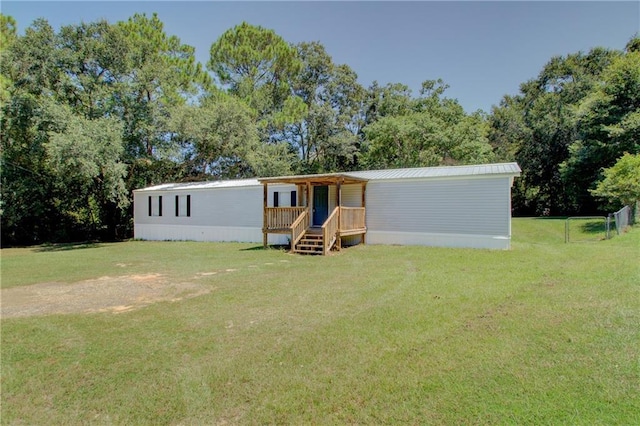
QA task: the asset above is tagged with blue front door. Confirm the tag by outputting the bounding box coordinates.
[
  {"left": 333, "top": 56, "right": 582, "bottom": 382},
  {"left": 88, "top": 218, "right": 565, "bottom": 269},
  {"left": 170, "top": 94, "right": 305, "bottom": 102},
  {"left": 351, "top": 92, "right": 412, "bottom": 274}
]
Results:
[{"left": 313, "top": 186, "right": 329, "bottom": 226}]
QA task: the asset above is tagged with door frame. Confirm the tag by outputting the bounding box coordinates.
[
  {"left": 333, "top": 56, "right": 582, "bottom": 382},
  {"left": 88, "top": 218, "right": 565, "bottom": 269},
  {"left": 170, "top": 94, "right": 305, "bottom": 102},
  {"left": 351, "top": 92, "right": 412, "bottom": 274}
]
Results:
[{"left": 312, "top": 185, "right": 329, "bottom": 226}]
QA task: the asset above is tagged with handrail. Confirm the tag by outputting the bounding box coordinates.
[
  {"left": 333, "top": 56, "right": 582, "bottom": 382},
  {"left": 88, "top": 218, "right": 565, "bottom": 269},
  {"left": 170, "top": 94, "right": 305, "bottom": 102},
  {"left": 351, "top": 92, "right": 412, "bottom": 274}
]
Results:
[
  {"left": 289, "top": 209, "right": 309, "bottom": 248},
  {"left": 339, "top": 206, "right": 366, "bottom": 231},
  {"left": 321, "top": 207, "right": 340, "bottom": 255},
  {"left": 265, "top": 207, "right": 307, "bottom": 230}
]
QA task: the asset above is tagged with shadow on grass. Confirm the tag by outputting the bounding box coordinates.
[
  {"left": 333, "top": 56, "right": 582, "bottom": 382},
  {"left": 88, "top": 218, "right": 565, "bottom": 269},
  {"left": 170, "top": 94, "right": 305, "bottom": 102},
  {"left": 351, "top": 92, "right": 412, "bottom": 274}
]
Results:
[
  {"left": 240, "top": 245, "right": 290, "bottom": 252},
  {"left": 580, "top": 221, "right": 606, "bottom": 235},
  {"left": 34, "top": 242, "right": 103, "bottom": 252},
  {"left": 531, "top": 216, "right": 568, "bottom": 220}
]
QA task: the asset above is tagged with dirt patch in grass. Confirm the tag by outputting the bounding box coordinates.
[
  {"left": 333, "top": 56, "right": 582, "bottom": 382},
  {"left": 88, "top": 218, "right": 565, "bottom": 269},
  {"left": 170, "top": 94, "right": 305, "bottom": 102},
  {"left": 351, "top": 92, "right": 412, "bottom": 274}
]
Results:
[{"left": 1, "top": 274, "right": 212, "bottom": 318}]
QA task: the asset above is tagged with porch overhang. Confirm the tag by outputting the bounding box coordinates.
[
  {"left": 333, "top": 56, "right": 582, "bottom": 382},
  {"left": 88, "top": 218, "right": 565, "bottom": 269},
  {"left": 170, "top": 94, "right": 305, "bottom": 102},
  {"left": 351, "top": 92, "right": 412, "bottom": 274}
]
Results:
[{"left": 258, "top": 172, "right": 368, "bottom": 186}]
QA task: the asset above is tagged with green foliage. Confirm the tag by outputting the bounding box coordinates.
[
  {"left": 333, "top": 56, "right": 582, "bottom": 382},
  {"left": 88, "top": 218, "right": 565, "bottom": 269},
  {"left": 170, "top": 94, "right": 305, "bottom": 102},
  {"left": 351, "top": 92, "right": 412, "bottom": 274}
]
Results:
[
  {"left": 487, "top": 96, "right": 529, "bottom": 162},
  {"left": 590, "top": 153, "right": 640, "bottom": 208},
  {"left": 625, "top": 35, "right": 640, "bottom": 53},
  {"left": 172, "top": 95, "right": 267, "bottom": 179},
  {"left": 208, "top": 22, "right": 302, "bottom": 119},
  {"left": 1, "top": 15, "right": 212, "bottom": 244},
  {"left": 489, "top": 47, "right": 622, "bottom": 215},
  {"left": 562, "top": 50, "right": 640, "bottom": 212},
  {"left": 287, "top": 41, "right": 365, "bottom": 173},
  {"left": 46, "top": 105, "right": 128, "bottom": 208},
  {"left": 0, "top": 14, "right": 17, "bottom": 104},
  {"left": 246, "top": 142, "right": 296, "bottom": 177},
  {"left": 363, "top": 80, "right": 493, "bottom": 169},
  {"left": 1, "top": 20, "right": 66, "bottom": 243},
  {"left": 117, "top": 13, "right": 211, "bottom": 160}
]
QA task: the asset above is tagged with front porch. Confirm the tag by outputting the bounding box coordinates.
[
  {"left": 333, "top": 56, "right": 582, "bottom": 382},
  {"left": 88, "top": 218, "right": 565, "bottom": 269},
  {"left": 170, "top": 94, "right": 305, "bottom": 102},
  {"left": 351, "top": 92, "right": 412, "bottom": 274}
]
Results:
[{"left": 259, "top": 174, "right": 368, "bottom": 255}]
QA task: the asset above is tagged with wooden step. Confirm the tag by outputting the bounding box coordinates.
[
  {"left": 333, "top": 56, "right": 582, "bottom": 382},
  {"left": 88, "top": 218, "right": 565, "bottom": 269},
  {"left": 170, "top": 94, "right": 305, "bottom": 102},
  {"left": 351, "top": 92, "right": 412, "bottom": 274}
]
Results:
[
  {"left": 294, "top": 230, "right": 325, "bottom": 254},
  {"left": 295, "top": 245, "right": 323, "bottom": 252},
  {"left": 297, "top": 245, "right": 322, "bottom": 251},
  {"left": 296, "top": 248, "right": 323, "bottom": 255},
  {"left": 292, "top": 228, "right": 343, "bottom": 255},
  {"left": 298, "top": 239, "right": 322, "bottom": 245}
]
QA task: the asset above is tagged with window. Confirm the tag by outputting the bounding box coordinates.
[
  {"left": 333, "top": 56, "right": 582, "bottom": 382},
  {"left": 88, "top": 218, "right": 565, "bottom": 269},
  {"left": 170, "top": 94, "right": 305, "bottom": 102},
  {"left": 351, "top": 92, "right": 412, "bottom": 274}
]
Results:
[
  {"left": 148, "top": 195, "right": 162, "bottom": 217},
  {"left": 175, "top": 195, "right": 191, "bottom": 217},
  {"left": 273, "top": 190, "right": 296, "bottom": 207}
]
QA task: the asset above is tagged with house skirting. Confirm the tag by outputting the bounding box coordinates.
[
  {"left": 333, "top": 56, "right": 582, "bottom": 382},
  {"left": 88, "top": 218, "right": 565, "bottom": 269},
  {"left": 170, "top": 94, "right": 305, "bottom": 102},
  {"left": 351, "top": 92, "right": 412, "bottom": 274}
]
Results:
[
  {"left": 134, "top": 224, "right": 289, "bottom": 245},
  {"left": 135, "top": 225, "right": 511, "bottom": 250},
  {"left": 365, "top": 230, "right": 511, "bottom": 250}
]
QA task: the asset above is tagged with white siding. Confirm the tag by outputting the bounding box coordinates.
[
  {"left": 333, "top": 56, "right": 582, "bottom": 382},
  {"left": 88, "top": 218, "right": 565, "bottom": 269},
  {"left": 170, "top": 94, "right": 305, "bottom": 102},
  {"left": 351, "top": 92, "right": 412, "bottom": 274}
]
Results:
[
  {"left": 365, "top": 176, "right": 512, "bottom": 247},
  {"left": 134, "top": 183, "right": 294, "bottom": 243},
  {"left": 341, "top": 184, "right": 363, "bottom": 207}
]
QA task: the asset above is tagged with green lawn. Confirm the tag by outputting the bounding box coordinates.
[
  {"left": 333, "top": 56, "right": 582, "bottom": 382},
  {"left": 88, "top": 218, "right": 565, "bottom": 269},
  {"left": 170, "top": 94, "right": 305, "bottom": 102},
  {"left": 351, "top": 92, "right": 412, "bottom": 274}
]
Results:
[{"left": 2, "top": 219, "right": 639, "bottom": 424}]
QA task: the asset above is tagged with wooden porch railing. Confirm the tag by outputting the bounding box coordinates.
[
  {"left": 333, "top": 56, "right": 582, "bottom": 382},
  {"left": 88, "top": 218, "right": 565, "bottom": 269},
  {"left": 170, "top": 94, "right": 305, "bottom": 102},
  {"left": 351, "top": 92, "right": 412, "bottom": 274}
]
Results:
[
  {"left": 265, "top": 207, "right": 307, "bottom": 230},
  {"left": 339, "top": 207, "right": 366, "bottom": 232},
  {"left": 322, "top": 207, "right": 340, "bottom": 255},
  {"left": 290, "top": 209, "right": 309, "bottom": 247}
]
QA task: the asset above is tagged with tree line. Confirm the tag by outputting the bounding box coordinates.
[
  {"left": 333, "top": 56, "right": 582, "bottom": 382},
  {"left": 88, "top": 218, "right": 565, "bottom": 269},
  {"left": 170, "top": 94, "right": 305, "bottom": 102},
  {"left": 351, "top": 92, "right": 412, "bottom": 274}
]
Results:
[{"left": 1, "top": 14, "right": 638, "bottom": 245}]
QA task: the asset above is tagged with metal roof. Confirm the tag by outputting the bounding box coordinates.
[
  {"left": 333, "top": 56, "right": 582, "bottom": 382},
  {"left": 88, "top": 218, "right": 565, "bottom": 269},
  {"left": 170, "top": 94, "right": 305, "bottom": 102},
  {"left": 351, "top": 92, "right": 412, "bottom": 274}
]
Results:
[
  {"left": 134, "top": 178, "right": 261, "bottom": 192},
  {"left": 135, "top": 163, "right": 521, "bottom": 192},
  {"left": 346, "top": 163, "right": 521, "bottom": 181}
]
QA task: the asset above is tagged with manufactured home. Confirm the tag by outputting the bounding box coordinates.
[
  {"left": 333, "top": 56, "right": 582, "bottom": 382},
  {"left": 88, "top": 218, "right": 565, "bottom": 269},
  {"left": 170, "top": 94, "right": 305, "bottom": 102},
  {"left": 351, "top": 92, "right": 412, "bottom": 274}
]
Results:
[{"left": 133, "top": 163, "right": 521, "bottom": 253}]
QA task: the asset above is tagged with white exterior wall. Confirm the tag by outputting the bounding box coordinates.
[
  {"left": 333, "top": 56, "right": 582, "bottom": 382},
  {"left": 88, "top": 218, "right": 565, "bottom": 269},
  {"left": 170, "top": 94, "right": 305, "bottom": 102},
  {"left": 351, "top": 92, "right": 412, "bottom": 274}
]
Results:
[
  {"left": 134, "top": 184, "right": 295, "bottom": 244},
  {"left": 132, "top": 165, "right": 518, "bottom": 250},
  {"left": 341, "top": 184, "right": 364, "bottom": 207},
  {"left": 364, "top": 176, "right": 513, "bottom": 249}
]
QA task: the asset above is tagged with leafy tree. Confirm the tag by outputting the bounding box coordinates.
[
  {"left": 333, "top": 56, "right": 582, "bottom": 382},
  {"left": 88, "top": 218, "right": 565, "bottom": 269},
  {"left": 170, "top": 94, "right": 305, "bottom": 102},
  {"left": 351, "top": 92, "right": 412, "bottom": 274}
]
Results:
[
  {"left": 362, "top": 80, "right": 493, "bottom": 169},
  {"left": 363, "top": 81, "right": 414, "bottom": 125},
  {"left": 45, "top": 104, "right": 128, "bottom": 235},
  {"left": 206, "top": 22, "right": 305, "bottom": 175},
  {"left": 1, "top": 18, "right": 64, "bottom": 244},
  {"left": 562, "top": 47, "right": 640, "bottom": 212},
  {"left": 286, "top": 41, "right": 365, "bottom": 173},
  {"left": 208, "top": 22, "right": 304, "bottom": 130},
  {"left": 487, "top": 95, "right": 529, "bottom": 162},
  {"left": 625, "top": 35, "right": 640, "bottom": 53},
  {"left": 590, "top": 153, "right": 640, "bottom": 209},
  {"left": 489, "top": 47, "right": 619, "bottom": 215},
  {"left": 0, "top": 14, "right": 17, "bottom": 104},
  {"left": 117, "top": 13, "right": 211, "bottom": 160},
  {"left": 1, "top": 15, "right": 210, "bottom": 244},
  {"left": 170, "top": 95, "right": 292, "bottom": 179}
]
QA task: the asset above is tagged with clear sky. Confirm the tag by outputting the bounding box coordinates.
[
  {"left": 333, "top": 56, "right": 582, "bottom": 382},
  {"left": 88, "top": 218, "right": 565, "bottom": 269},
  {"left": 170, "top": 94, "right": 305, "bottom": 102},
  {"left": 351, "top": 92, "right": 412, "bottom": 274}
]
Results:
[{"left": 3, "top": 1, "right": 639, "bottom": 112}]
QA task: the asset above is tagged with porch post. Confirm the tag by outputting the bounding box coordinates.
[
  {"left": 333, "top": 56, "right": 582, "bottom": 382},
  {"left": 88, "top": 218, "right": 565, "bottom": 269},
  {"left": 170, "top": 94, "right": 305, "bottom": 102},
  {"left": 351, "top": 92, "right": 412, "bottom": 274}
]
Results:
[
  {"left": 263, "top": 183, "right": 268, "bottom": 248},
  {"left": 362, "top": 182, "right": 367, "bottom": 245},
  {"left": 336, "top": 180, "right": 342, "bottom": 250}
]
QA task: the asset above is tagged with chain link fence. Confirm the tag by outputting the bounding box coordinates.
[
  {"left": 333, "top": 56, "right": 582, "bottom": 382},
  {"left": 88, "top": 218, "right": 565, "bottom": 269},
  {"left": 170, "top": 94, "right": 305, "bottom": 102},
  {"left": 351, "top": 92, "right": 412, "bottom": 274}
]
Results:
[
  {"left": 610, "top": 205, "right": 635, "bottom": 235},
  {"left": 565, "top": 204, "right": 637, "bottom": 243}
]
